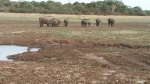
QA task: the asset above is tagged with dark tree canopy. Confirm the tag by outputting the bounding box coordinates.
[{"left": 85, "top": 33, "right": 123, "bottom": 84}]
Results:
[{"left": 0, "top": 0, "right": 149, "bottom": 16}]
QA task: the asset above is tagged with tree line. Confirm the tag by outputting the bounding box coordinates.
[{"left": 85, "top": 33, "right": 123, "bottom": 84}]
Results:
[{"left": 0, "top": 0, "right": 150, "bottom": 16}]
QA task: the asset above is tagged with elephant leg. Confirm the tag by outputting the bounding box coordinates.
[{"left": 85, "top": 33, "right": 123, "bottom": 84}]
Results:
[
  {"left": 86, "top": 23, "right": 88, "bottom": 27},
  {"left": 97, "top": 23, "right": 99, "bottom": 26},
  {"left": 54, "top": 23, "right": 57, "bottom": 27},
  {"left": 65, "top": 23, "right": 67, "bottom": 27},
  {"left": 47, "top": 24, "right": 49, "bottom": 27},
  {"left": 96, "top": 23, "right": 99, "bottom": 26},
  {"left": 40, "top": 23, "right": 43, "bottom": 27},
  {"left": 55, "top": 23, "right": 58, "bottom": 27},
  {"left": 53, "top": 23, "right": 57, "bottom": 27},
  {"left": 65, "top": 23, "right": 68, "bottom": 27},
  {"left": 108, "top": 22, "right": 110, "bottom": 26},
  {"left": 66, "top": 23, "right": 68, "bottom": 27},
  {"left": 111, "top": 23, "right": 113, "bottom": 27},
  {"left": 88, "top": 23, "right": 90, "bottom": 26},
  {"left": 53, "top": 24, "right": 55, "bottom": 27},
  {"left": 84, "top": 24, "right": 87, "bottom": 27},
  {"left": 57, "top": 23, "right": 59, "bottom": 27},
  {"left": 66, "top": 24, "right": 68, "bottom": 27}
]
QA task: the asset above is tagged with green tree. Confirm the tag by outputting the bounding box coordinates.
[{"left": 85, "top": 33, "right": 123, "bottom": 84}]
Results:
[
  {"left": 20, "top": 1, "right": 33, "bottom": 9},
  {"left": 0, "top": 0, "right": 148, "bottom": 15},
  {"left": 145, "top": 10, "right": 150, "bottom": 16},
  {"left": 31, "top": 1, "right": 40, "bottom": 7},
  {"left": 132, "top": 6, "right": 146, "bottom": 16},
  {"left": 100, "top": 4, "right": 110, "bottom": 14}
]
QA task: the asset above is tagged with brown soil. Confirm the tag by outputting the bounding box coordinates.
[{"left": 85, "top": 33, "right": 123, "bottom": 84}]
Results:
[{"left": 0, "top": 20, "right": 150, "bottom": 84}]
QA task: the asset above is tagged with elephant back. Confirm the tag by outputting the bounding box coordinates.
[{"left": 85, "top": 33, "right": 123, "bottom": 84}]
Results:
[
  {"left": 82, "top": 19, "right": 88, "bottom": 24},
  {"left": 51, "top": 18, "right": 61, "bottom": 25},
  {"left": 50, "top": 19, "right": 60, "bottom": 27},
  {"left": 39, "top": 17, "right": 49, "bottom": 24},
  {"left": 50, "top": 19, "right": 57, "bottom": 23},
  {"left": 108, "top": 18, "right": 114, "bottom": 22},
  {"left": 95, "top": 18, "right": 101, "bottom": 23}
]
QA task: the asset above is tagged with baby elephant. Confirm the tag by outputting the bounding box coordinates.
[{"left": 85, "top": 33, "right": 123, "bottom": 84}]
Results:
[
  {"left": 50, "top": 19, "right": 60, "bottom": 27},
  {"left": 52, "top": 18, "right": 61, "bottom": 26},
  {"left": 108, "top": 18, "right": 115, "bottom": 27},
  {"left": 39, "top": 17, "right": 50, "bottom": 27}
]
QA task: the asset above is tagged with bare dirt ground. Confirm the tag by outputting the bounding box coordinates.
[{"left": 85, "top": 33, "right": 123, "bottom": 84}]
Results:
[{"left": 0, "top": 20, "right": 150, "bottom": 84}]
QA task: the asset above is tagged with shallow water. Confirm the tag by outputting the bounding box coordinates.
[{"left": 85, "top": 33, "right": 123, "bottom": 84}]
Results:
[{"left": 0, "top": 45, "right": 39, "bottom": 61}]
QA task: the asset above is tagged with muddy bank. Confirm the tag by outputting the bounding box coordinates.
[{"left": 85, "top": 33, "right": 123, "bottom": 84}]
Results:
[
  {"left": 0, "top": 36, "right": 150, "bottom": 49},
  {"left": 3, "top": 41, "right": 150, "bottom": 83},
  {"left": 7, "top": 39, "right": 150, "bottom": 70}
]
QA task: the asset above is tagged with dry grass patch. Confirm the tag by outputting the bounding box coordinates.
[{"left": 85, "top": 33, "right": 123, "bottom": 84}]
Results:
[{"left": 0, "top": 13, "right": 150, "bottom": 22}]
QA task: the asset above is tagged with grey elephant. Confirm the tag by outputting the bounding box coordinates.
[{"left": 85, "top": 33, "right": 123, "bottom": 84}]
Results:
[
  {"left": 51, "top": 18, "right": 61, "bottom": 26},
  {"left": 108, "top": 18, "right": 115, "bottom": 27},
  {"left": 95, "top": 18, "right": 101, "bottom": 27},
  {"left": 64, "top": 19, "right": 69, "bottom": 27},
  {"left": 50, "top": 19, "right": 60, "bottom": 27},
  {"left": 81, "top": 19, "right": 90, "bottom": 27},
  {"left": 88, "top": 21, "right": 91, "bottom": 26},
  {"left": 39, "top": 17, "right": 50, "bottom": 27}
]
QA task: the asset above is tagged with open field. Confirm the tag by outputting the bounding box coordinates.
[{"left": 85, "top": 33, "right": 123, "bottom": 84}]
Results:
[
  {"left": 0, "top": 13, "right": 150, "bottom": 83},
  {"left": 1, "top": 12, "right": 150, "bottom": 22}
]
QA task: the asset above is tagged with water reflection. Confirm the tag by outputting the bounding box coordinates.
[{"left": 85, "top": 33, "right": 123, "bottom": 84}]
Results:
[
  {"left": 0, "top": 45, "right": 39, "bottom": 61},
  {"left": 29, "top": 48, "right": 40, "bottom": 52}
]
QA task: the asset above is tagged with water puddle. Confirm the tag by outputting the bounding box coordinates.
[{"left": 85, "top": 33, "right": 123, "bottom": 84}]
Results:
[
  {"left": 29, "top": 48, "right": 40, "bottom": 52},
  {"left": 0, "top": 45, "right": 40, "bottom": 61}
]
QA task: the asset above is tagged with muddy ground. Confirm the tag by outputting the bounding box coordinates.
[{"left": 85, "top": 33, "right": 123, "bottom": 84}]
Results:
[{"left": 0, "top": 20, "right": 150, "bottom": 84}]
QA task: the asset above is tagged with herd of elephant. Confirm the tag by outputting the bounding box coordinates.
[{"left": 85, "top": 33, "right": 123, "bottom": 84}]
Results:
[{"left": 39, "top": 17, "right": 115, "bottom": 27}]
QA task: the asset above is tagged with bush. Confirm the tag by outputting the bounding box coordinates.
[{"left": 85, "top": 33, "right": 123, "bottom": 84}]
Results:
[
  {"left": 0, "top": 0, "right": 149, "bottom": 16},
  {"left": 9, "top": 8, "right": 33, "bottom": 13}
]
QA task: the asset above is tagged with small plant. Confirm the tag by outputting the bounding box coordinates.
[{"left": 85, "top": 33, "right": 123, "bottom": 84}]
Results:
[{"left": 43, "top": 58, "right": 47, "bottom": 64}]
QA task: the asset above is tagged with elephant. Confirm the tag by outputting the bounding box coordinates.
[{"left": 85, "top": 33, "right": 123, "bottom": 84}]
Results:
[
  {"left": 81, "top": 19, "right": 90, "bottom": 27},
  {"left": 79, "top": 15, "right": 90, "bottom": 27},
  {"left": 64, "top": 19, "right": 69, "bottom": 27},
  {"left": 51, "top": 18, "right": 61, "bottom": 26},
  {"left": 50, "top": 19, "right": 60, "bottom": 27},
  {"left": 108, "top": 18, "right": 115, "bottom": 27},
  {"left": 95, "top": 18, "right": 101, "bottom": 27},
  {"left": 39, "top": 17, "right": 50, "bottom": 27},
  {"left": 88, "top": 21, "right": 91, "bottom": 26}
]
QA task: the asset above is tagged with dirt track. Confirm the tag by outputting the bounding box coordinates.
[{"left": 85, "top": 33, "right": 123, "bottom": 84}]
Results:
[{"left": 0, "top": 20, "right": 150, "bottom": 84}]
